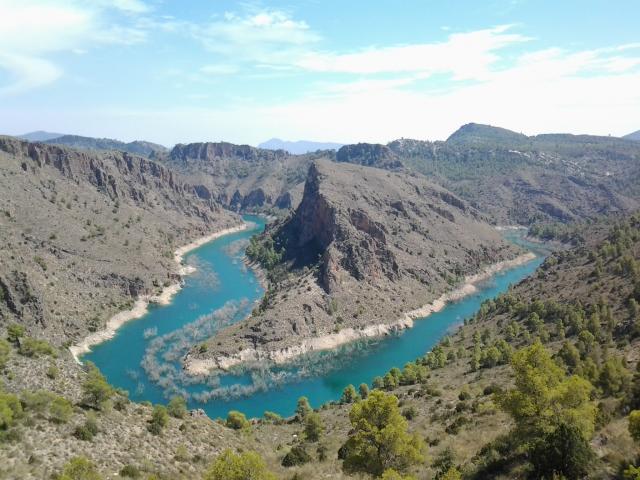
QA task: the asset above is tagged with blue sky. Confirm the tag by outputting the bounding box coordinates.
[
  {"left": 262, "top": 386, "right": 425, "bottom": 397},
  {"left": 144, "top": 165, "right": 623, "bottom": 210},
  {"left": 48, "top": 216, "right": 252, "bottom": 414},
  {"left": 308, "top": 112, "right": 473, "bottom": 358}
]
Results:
[{"left": 0, "top": 0, "right": 639, "bottom": 146}]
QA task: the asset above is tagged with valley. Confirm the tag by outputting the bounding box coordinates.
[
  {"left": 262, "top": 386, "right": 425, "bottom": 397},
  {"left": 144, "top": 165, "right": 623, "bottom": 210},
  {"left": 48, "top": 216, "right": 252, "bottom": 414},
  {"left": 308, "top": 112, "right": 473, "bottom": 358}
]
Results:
[{"left": 1, "top": 125, "right": 640, "bottom": 479}]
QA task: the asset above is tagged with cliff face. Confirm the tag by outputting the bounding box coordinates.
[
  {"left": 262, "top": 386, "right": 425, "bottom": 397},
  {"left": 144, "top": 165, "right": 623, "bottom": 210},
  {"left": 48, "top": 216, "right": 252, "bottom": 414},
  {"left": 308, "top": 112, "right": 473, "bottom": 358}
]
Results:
[
  {"left": 187, "top": 159, "right": 521, "bottom": 370},
  {"left": 0, "top": 137, "right": 239, "bottom": 345},
  {"left": 336, "top": 143, "right": 403, "bottom": 170},
  {"left": 163, "top": 142, "right": 330, "bottom": 213}
]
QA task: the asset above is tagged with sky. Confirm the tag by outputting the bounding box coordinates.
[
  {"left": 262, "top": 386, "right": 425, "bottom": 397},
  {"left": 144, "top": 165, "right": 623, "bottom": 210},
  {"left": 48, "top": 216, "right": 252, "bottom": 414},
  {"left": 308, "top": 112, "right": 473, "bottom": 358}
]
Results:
[{"left": 0, "top": 0, "right": 639, "bottom": 146}]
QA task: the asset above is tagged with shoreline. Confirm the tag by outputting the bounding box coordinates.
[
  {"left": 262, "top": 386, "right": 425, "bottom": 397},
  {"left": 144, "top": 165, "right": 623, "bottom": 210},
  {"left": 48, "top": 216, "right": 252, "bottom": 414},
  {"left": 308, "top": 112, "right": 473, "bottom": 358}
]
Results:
[
  {"left": 69, "top": 223, "right": 249, "bottom": 363},
  {"left": 184, "top": 251, "right": 537, "bottom": 375}
]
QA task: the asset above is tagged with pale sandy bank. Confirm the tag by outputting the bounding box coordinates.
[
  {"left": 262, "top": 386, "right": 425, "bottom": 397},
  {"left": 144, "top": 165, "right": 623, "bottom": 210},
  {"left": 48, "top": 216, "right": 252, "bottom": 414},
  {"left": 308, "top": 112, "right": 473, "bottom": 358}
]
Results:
[{"left": 184, "top": 252, "right": 537, "bottom": 375}]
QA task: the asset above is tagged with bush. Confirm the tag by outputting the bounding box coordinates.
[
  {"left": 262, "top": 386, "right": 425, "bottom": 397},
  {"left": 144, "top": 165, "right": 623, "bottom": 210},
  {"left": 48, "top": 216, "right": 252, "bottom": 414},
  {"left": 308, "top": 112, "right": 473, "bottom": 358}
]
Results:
[
  {"left": 82, "top": 362, "right": 113, "bottom": 409},
  {"left": 0, "top": 392, "right": 23, "bottom": 429},
  {"left": 19, "top": 337, "right": 56, "bottom": 357},
  {"left": 73, "top": 414, "right": 99, "bottom": 441},
  {"left": 402, "top": 406, "right": 417, "bottom": 421},
  {"left": 281, "top": 446, "right": 312, "bottom": 467},
  {"left": 56, "top": 456, "right": 102, "bottom": 480},
  {"left": 0, "top": 340, "right": 10, "bottom": 371},
  {"left": 167, "top": 396, "right": 187, "bottom": 419},
  {"left": 6, "top": 324, "right": 25, "bottom": 344},
  {"left": 119, "top": 465, "right": 141, "bottom": 478},
  {"left": 226, "top": 410, "right": 250, "bottom": 430},
  {"left": 49, "top": 396, "right": 73, "bottom": 423},
  {"left": 340, "top": 390, "right": 425, "bottom": 476},
  {"left": 341, "top": 384, "right": 359, "bottom": 404},
  {"left": 304, "top": 412, "right": 324, "bottom": 442},
  {"left": 530, "top": 422, "right": 594, "bottom": 480},
  {"left": 148, "top": 405, "right": 169, "bottom": 435},
  {"left": 359, "top": 383, "right": 370, "bottom": 399},
  {"left": 295, "top": 397, "right": 312, "bottom": 420},
  {"left": 204, "top": 449, "right": 276, "bottom": 480},
  {"left": 263, "top": 411, "right": 283, "bottom": 424}
]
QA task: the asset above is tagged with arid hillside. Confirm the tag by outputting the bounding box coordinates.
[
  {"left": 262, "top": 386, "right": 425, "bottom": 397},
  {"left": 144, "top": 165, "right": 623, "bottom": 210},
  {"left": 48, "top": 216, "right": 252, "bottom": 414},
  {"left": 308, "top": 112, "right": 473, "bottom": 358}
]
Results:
[
  {"left": 0, "top": 137, "right": 239, "bottom": 345},
  {"left": 185, "top": 159, "right": 522, "bottom": 372}
]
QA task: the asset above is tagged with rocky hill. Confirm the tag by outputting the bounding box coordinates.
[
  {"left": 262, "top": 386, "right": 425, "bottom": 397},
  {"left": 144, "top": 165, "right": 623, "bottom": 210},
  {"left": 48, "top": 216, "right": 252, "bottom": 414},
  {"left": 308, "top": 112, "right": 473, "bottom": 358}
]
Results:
[
  {"left": 44, "top": 134, "right": 168, "bottom": 158},
  {"left": 18, "top": 131, "right": 66, "bottom": 142},
  {"left": 0, "top": 137, "right": 239, "bottom": 345},
  {"left": 185, "top": 159, "right": 522, "bottom": 372},
  {"left": 385, "top": 125, "right": 640, "bottom": 224},
  {"left": 336, "top": 143, "right": 403, "bottom": 170},
  {"left": 625, "top": 130, "right": 640, "bottom": 141},
  {"left": 162, "top": 142, "right": 331, "bottom": 212}
]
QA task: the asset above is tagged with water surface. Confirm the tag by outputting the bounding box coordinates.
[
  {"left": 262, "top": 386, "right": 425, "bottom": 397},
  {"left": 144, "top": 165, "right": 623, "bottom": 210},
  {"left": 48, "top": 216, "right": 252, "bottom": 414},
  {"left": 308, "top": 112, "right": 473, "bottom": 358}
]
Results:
[{"left": 85, "top": 218, "right": 545, "bottom": 418}]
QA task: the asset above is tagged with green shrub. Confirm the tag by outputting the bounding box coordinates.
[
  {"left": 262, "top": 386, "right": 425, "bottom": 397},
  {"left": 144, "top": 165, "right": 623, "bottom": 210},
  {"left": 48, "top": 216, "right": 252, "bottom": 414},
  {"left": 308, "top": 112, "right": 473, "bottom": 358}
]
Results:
[
  {"left": 304, "top": 412, "right": 324, "bottom": 442},
  {"left": 226, "top": 410, "right": 250, "bottom": 430},
  {"left": 55, "top": 456, "right": 102, "bottom": 480},
  {"left": 341, "top": 384, "right": 359, "bottom": 404},
  {"left": 281, "top": 446, "right": 312, "bottom": 467},
  {"left": 119, "top": 465, "right": 141, "bottom": 478},
  {"left": 0, "top": 340, "right": 10, "bottom": 371},
  {"left": 167, "top": 396, "right": 187, "bottom": 419},
  {"left": 49, "top": 396, "right": 73, "bottom": 423},
  {"left": 19, "top": 337, "right": 56, "bottom": 357},
  {"left": 6, "top": 324, "right": 25, "bottom": 344},
  {"left": 263, "top": 411, "right": 283, "bottom": 424},
  {"left": 0, "top": 392, "right": 23, "bottom": 429},
  {"left": 204, "top": 449, "right": 276, "bottom": 480},
  {"left": 148, "top": 405, "right": 169, "bottom": 435},
  {"left": 82, "top": 362, "right": 113, "bottom": 409}
]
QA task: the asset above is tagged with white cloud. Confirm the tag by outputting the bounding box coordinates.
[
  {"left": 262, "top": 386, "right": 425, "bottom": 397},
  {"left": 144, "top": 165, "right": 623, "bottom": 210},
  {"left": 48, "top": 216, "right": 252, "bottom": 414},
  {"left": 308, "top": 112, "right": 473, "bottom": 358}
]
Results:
[
  {"left": 0, "top": 0, "right": 149, "bottom": 95},
  {"left": 296, "top": 26, "right": 529, "bottom": 80},
  {"left": 200, "top": 64, "right": 238, "bottom": 76},
  {"left": 192, "top": 9, "right": 320, "bottom": 63}
]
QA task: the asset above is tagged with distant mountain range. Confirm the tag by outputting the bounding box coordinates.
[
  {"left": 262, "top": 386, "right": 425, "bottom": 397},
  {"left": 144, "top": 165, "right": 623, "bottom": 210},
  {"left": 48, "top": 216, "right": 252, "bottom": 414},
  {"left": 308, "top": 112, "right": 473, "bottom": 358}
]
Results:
[
  {"left": 18, "top": 130, "right": 66, "bottom": 142},
  {"left": 625, "top": 130, "right": 640, "bottom": 141},
  {"left": 258, "top": 138, "right": 344, "bottom": 154},
  {"left": 16, "top": 132, "right": 168, "bottom": 158}
]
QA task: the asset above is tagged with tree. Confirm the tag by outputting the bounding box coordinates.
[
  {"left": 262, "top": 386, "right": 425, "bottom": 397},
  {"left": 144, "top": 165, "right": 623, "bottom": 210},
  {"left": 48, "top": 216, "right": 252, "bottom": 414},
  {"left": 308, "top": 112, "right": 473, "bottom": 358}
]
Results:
[
  {"left": 82, "top": 362, "right": 113, "bottom": 409},
  {"left": 340, "top": 390, "right": 426, "bottom": 476},
  {"left": 167, "top": 396, "right": 187, "bottom": 419},
  {"left": 359, "top": 383, "right": 370, "bottom": 399},
  {"left": 203, "top": 449, "right": 276, "bottom": 480},
  {"left": 629, "top": 410, "right": 640, "bottom": 442},
  {"left": 598, "top": 357, "right": 631, "bottom": 396},
  {"left": 56, "top": 456, "right": 102, "bottom": 480},
  {"left": 498, "top": 341, "right": 596, "bottom": 441},
  {"left": 148, "top": 405, "right": 169, "bottom": 435},
  {"left": 530, "top": 422, "right": 594, "bottom": 480},
  {"left": 373, "top": 376, "right": 385, "bottom": 390},
  {"left": 304, "top": 412, "right": 324, "bottom": 442},
  {"left": 341, "top": 384, "right": 359, "bottom": 404},
  {"left": 295, "top": 396, "right": 312, "bottom": 420},
  {"left": 226, "top": 410, "right": 250, "bottom": 430}
]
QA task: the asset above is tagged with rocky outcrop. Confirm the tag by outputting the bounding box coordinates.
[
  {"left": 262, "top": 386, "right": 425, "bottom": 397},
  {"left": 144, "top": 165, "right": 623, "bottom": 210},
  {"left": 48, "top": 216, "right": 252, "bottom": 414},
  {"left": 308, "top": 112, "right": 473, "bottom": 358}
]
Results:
[
  {"left": 188, "top": 159, "right": 521, "bottom": 371},
  {"left": 336, "top": 143, "right": 403, "bottom": 170},
  {"left": 163, "top": 141, "right": 322, "bottom": 212}
]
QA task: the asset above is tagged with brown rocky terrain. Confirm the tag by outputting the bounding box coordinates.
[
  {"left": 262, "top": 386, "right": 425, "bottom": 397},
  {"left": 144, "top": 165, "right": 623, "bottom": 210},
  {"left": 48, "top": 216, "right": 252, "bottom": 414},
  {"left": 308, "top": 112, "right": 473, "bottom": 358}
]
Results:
[
  {"left": 160, "top": 142, "right": 333, "bottom": 213},
  {"left": 185, "top": 159, "right": 522, "bottom": 372},
  {"left": 0, "top": 136, "right": 240, "bottom": 346}
]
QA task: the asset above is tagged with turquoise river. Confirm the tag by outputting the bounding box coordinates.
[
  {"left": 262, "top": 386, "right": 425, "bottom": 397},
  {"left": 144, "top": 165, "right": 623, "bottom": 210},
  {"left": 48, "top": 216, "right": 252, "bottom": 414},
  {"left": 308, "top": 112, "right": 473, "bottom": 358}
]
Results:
[{"left": 84, "top": 215, "right": 546, "bottom": 419}]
